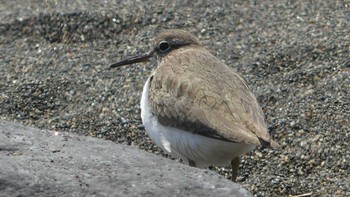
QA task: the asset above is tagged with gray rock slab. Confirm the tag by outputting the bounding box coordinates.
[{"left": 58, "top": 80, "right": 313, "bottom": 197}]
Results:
[{"left": 0, "top": 120, "right": 251, "bottom": 197}]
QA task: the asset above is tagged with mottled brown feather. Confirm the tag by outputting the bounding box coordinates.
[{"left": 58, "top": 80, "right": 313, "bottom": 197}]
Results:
[{"left": 148, "top": 38, "right": 279, "bottom": 147}]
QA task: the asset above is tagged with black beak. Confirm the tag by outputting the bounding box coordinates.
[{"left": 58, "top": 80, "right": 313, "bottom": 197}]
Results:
[{"left": 109, "top": 50, "right": 154, "bottom": 69}]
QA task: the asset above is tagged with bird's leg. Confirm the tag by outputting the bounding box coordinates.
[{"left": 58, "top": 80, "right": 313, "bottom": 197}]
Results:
[
  {"left": 188, "top": 159, "right": 196, "bottom": 167},
  {"left": 231, "top": 157, "right": 240, "bottom": 182}
]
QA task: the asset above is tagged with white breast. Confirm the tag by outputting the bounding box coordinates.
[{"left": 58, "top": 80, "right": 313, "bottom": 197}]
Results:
[{"left": 140, "top": 77, "right": 256, "bottom": 167}]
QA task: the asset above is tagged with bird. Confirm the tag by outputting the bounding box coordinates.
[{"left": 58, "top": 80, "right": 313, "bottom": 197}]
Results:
[{"left": 109, "top": 29, "right": 280, "bottom": 181}]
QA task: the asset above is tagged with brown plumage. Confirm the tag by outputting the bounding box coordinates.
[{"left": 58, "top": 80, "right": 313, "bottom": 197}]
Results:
[
  {"left": 110, "top": 29, "right": 280, "bottom": 181},
  {"left": 149, "top": 30, "right": 279, "bottom": 148}
]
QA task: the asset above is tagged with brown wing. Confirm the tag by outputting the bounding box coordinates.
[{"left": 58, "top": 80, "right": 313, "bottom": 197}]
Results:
[{"left": 149, "top": 47, "right": 279, "bottom": 147}]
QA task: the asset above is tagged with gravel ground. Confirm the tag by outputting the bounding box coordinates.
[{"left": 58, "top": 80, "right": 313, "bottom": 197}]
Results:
[{"left": 1, "top": 1, "right": 349, "bottom": 196}]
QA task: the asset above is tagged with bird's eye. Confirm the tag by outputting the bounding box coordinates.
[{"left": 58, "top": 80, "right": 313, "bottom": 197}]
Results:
[{"left": 158, "top": 41, "right": 170, "bottom": 52}]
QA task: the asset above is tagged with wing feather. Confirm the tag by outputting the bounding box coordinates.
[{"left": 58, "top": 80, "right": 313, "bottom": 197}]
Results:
[{"left": 149, "top": 48, "right": 278, "bottom": 146}]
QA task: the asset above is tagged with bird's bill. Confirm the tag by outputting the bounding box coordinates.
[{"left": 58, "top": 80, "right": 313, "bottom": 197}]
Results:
[{"left": 109, "top": 51, "right": 153, "bottom": 68}]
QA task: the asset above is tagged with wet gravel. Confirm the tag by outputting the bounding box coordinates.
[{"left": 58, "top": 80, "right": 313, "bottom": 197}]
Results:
[{"left": 1, "top": 1, "right": 349, "bottom": 196}]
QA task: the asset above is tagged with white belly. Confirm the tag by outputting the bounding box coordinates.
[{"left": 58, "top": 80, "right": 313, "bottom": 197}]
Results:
[{"left": 140, "top": 77, "right": 256, "bottom": 167}]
